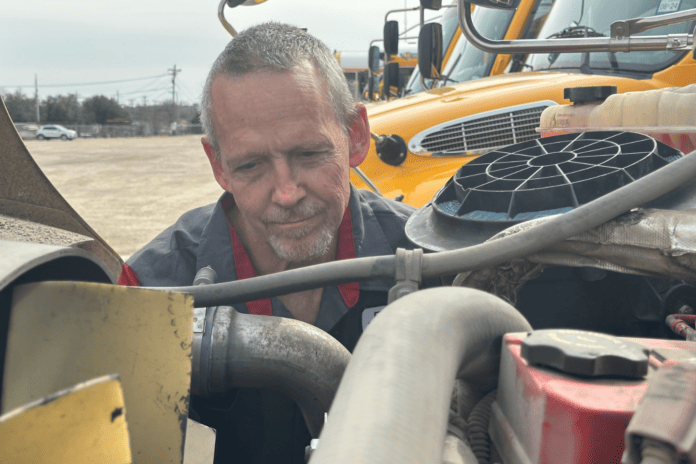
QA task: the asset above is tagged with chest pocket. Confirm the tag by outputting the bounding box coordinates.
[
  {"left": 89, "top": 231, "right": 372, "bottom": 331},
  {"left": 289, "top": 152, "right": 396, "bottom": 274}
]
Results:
[{"left": 328, "top": 290, "right": 389, "bottom": 353}]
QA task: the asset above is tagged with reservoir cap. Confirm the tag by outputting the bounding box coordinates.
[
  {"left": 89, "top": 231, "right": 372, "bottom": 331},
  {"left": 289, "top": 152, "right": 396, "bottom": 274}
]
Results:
[
  {"left": 565, "top": 86, "right": 617, "bottom": 104},
  {"left": 521, "top": 329, "right": 650, "bottom": 378}
]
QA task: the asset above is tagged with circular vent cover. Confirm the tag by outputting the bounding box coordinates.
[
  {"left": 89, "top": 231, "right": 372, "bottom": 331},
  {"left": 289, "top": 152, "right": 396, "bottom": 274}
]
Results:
[{"left": 406, "top": 131, "right": 685, "bottom": 252}]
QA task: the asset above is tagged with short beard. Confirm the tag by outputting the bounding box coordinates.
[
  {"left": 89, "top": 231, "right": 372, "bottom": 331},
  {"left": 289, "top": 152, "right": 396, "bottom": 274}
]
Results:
[
  {"left": 269, "top": 225, "right": 334, "bottom": 262},
  {"left": 263, "top": 201, "right": 335, "bottom": 262}
]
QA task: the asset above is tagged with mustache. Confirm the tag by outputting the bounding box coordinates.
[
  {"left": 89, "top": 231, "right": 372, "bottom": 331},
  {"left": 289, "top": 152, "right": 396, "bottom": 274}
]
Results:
[{"left": 262, "top": 201, "right": 325, "bottom": 224}]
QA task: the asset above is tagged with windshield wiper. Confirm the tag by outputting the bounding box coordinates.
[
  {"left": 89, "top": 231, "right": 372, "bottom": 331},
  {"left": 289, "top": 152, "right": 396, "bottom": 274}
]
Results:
[
  {"left": 547, "top": 26, "right": 606, "bottom": 66},
  {"left": 511, "top": 57, "right": 534, "bottom": 71},
  {"left": 547, "top": 25, "right": 606, "bottom": 40}
]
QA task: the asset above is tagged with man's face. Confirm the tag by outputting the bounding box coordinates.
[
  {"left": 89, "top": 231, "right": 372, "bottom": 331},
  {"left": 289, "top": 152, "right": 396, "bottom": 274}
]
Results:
[{"left": 204, "top": 62, "right": 368, "bottom": 263}]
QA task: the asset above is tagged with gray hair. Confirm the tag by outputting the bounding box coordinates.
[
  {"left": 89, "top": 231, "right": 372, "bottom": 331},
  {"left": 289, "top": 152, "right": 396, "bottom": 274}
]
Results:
[{"left": 200, "top": 22, "right": 358, "bottom": 153}]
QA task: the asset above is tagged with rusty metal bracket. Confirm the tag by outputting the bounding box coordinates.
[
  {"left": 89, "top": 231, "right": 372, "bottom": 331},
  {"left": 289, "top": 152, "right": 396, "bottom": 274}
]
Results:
[{"left": 388, "top": 248, "right": 423, "bottom": 304}]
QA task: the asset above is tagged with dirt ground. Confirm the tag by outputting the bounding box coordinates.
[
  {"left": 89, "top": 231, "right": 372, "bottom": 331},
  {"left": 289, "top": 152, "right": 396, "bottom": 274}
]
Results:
[{"left": 25, "top": 136, "right": 224, "bottom": 257}]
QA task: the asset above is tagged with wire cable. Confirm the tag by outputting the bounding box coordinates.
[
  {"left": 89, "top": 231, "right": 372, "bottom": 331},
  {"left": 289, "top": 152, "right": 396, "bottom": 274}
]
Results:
[{"left": 3, "top": 73, "right": 168, "bottom": 89}]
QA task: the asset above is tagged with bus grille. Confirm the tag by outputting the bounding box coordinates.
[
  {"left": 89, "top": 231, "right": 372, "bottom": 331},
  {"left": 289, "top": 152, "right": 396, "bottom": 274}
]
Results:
[{"left": 417, "top": 104, "right": 552, "bottom": 155}]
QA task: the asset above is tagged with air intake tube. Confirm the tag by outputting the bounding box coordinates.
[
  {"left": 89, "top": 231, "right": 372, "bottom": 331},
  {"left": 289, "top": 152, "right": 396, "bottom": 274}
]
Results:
[
  {"left": 191, "top": 305, "right": 351, "bottom": 438},
  {"left": 310, "top": 287, "right": 532, "bottom": 464}
]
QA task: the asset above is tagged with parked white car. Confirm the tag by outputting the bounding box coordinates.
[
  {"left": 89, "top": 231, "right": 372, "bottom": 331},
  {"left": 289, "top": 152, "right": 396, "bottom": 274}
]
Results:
[{"left": 36, "top": 125, "right": 77, "bottom": 140}]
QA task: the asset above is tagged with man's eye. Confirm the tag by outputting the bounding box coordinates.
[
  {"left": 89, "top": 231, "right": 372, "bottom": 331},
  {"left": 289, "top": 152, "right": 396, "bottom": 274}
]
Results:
[{"left": 236, "top": 162, "right": 258, "bottom": 171}]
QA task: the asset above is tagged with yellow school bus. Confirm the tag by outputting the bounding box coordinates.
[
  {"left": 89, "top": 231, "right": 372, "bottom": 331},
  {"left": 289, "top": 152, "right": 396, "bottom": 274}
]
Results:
[
  {"left": 364, "top": 49, "right": 420, "bottom": 101},
  {"left": 352, "top": 0, "right": 696, "bottom": 207}
]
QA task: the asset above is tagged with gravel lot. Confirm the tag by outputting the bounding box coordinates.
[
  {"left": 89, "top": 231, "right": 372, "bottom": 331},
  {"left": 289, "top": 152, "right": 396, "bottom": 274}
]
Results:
[{"left": 25, "top": 135, "right": 223, "bottom": 257}]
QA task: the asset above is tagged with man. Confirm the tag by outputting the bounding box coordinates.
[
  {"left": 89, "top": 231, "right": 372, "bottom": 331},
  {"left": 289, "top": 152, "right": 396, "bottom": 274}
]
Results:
[{"left": 118, "top": 22, "right": 436, "bottom": 463}]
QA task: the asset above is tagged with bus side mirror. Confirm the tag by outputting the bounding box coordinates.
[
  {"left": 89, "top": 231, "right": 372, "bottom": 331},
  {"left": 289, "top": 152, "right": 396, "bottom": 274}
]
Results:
[
  {"left": 420, "top": 0, "right": 442, "bottom": 10},
  {"left": 418, "top": 23, "right": 443, "bottom": 79},
  {"left": 381, "top": 62, "right": 400, "bottom": 100},
  {"left": 368, "top": 45, "right": 381, "bottom": 73},
  {"left": 464, "top": 0, "right": 520, "bottom": 9},
  {"left": 384, "top": 20, "right": 399, "bottom": 57}
]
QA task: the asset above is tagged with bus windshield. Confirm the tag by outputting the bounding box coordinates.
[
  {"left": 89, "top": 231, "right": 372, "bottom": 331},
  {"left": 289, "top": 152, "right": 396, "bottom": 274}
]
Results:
[{"left": 524, "top": 0, "right": 696, "bottom": 74}]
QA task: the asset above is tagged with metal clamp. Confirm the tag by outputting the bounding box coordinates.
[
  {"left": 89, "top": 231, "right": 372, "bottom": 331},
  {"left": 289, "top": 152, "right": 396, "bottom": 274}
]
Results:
[
  {"left": 193, "top": 307, "right": 207, "bottom": 333},
  {"left": 388, "top": 248, "right": 424, "bottom": 304},
  {"left": 192, "top": 266, "right": 218, "bottom": 396},
  {"left": 611, "top": 9, "right": 696, "bottom": 38}
]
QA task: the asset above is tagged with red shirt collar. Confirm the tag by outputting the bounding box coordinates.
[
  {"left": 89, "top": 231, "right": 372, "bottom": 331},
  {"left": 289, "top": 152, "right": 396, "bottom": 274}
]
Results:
[{"left": 221, "top": 195, "right": 359, "bottom": 316}]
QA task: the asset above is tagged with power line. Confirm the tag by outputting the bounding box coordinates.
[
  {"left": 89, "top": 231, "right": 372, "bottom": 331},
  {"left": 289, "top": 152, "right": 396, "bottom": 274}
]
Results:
[
  {"left": 149, "top": 89, "right": 172, "bottom": 103},
  {"left": 119, "top": 86, "right": 171, "bottom": 97},
  {"left": 117, "top": 76, "right": 169, "bottom": 98},
  {"left": 175, "top": 81, "right": 197, "bottom": 105},
  {"left": 2, "top": 73, "right": 169, "bottom": 89}
]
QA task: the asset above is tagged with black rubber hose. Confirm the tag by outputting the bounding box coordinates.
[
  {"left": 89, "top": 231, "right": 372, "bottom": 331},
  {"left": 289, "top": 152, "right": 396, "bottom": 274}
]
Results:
[
  {"left": 467, "top": 391, "right": 497, "bottom": 464},
  {"left": 148, "top": 148, "right": 696, "bottom": 307},
  {"left": 155, "top": 255, "right": 395, "bottom": 307}
]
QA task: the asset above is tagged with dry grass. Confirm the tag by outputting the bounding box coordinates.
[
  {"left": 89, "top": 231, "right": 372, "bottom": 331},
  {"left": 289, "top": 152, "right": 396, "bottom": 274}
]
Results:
[{"left": 25, "top": 136, "right": 223, "bottom": 257}]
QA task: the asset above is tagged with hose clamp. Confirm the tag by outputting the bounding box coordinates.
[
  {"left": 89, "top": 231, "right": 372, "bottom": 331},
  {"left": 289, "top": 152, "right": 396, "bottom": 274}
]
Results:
[
  {"left": 388, "top": 248, "right": 423, "bottom": 304},
  {"left": 197, "top": 306, "right": 217, "bottom": 396}
]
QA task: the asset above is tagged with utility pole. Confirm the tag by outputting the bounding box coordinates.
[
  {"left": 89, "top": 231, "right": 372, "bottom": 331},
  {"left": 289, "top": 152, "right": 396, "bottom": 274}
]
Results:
[
  {"left": 116, "top": 90, "right": 119, "bottom": 104},
  {"left": 34, "top": 74, "right": 40, "bottom": 124},
  {"left": 168, "top": 64, "right": 181, "bottom": 122}
]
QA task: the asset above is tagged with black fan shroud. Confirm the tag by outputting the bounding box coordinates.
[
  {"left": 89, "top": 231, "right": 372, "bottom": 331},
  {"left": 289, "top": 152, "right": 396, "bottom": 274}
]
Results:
[
  {"left": 432, "top": 131, "right": 682, "bottom": 224},
  {"left": 406, "top": 131, "right": 687, "bottom": 252}
]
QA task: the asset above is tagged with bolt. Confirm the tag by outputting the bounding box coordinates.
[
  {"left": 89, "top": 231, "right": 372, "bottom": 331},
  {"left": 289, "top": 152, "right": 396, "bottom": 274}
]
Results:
[{"left": 679, "top": 305, "right": 694, "bottom": 315}]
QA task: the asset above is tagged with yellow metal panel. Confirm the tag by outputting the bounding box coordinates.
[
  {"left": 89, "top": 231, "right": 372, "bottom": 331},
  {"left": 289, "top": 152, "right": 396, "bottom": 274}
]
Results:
[
  {"left": 0, "top": 375, "right": 131, "bottom": 463},
  {"left": 2, "top": 281, "right": 194, "bottom": 464}
]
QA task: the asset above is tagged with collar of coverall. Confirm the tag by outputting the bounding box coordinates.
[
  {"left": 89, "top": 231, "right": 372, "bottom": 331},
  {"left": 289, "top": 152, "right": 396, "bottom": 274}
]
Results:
[{"left": 221, "top": 194, "right": 359, "bottom": 316}]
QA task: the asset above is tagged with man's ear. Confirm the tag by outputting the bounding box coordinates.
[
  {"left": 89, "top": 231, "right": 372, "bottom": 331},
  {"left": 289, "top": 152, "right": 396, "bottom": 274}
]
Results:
[
  {"left": 348, "top": 103, "right": 370, "bottom": 168},
  {"left": 202, "top": 136, "right": 230, "bottom": 191}
]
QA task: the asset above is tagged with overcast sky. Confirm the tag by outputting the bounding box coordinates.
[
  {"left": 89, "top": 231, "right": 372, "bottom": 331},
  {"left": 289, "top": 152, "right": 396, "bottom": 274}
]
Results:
[{"left": 0, "top": 0, "right": 440, "bottom": 106}]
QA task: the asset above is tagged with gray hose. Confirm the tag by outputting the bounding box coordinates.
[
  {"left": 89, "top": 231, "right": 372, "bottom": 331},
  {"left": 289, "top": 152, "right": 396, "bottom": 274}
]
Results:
[
  {"left": 443, "top": 412, "right": 479, "bottom": 464},
  {"left": 309, "top": 287, "right": 532, "bottom": 464},
  {"left": 150, "top": 148, "right": 696, "bottom": 307},
  {"left": 191, "top": 306, "right": 351, "bottom": 438},
  {"left": 468, "top": 391, "right": 497, "bottom": 464},
  {"left": 159, "top": 256, "right": 395, "bottom": 307}
]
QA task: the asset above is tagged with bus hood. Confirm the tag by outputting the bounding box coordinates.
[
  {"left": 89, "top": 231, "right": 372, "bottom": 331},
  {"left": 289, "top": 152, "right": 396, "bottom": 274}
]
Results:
[{"left": 368, "top": 71, "right": 658, "bottom": 120}]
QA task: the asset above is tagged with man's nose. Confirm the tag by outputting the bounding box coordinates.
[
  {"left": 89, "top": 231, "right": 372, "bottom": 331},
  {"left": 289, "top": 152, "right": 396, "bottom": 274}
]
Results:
[{"left": 271, "top": 161, "right": 306, "bottom": 207}]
